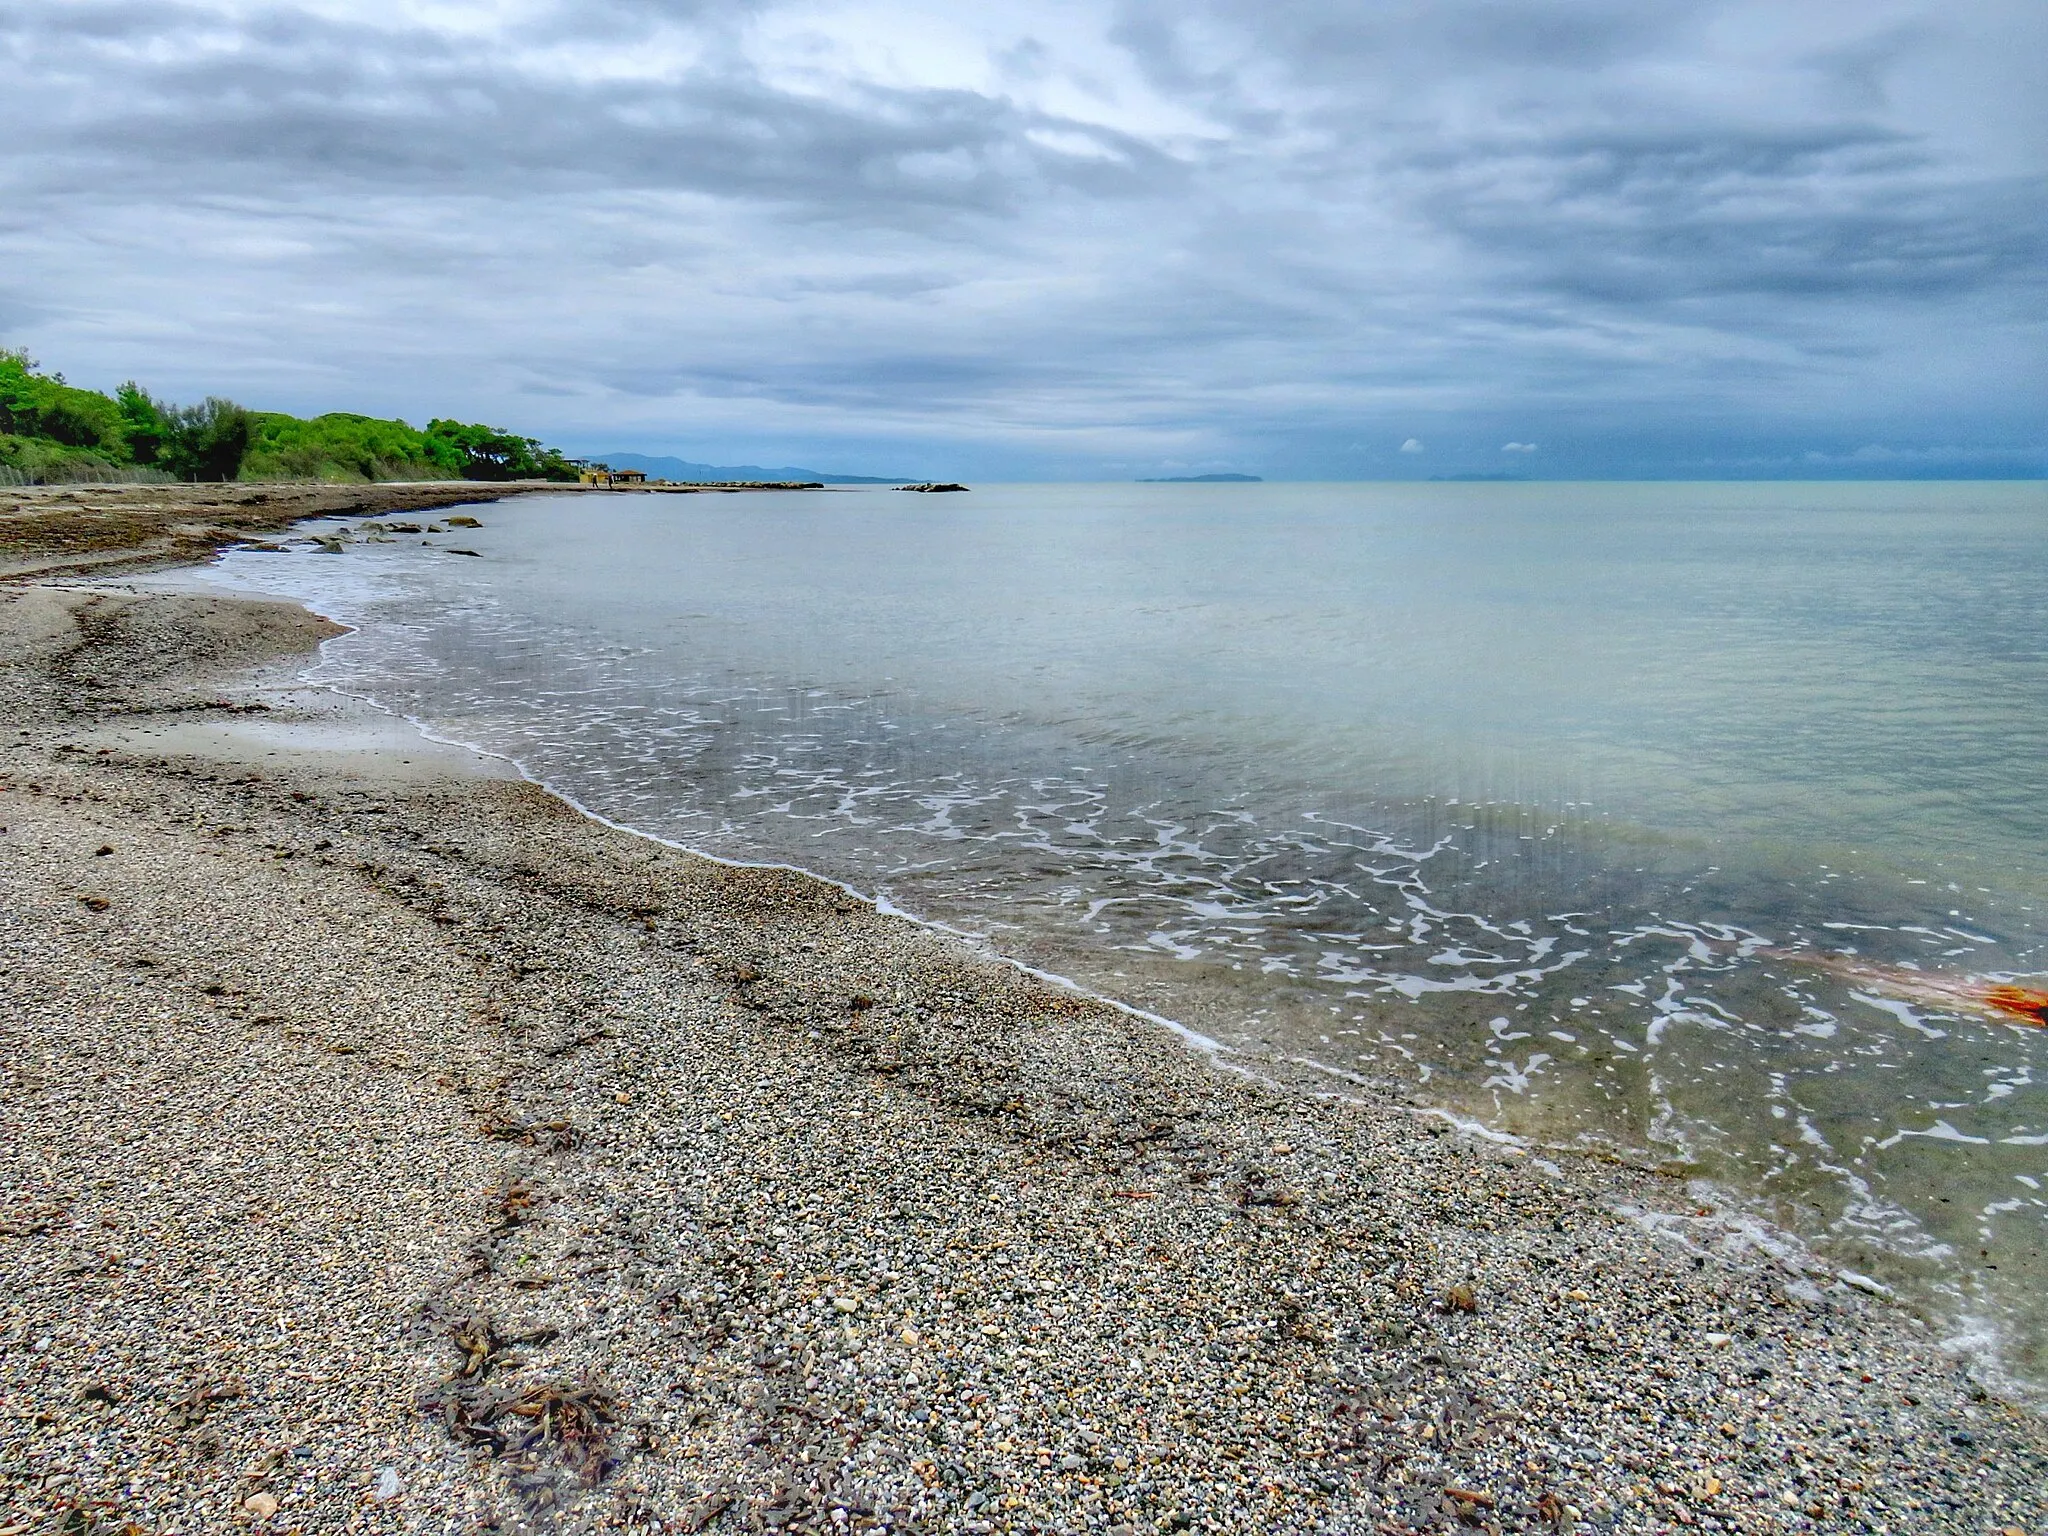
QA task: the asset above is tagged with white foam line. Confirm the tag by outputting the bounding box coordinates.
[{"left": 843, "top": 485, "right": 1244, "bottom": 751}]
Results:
[
  {"left": 238, "top": 597, "right": 1656, "bottom": 1137},
  {"left": 278, "top": 629, "right": 1261, "bottom": 1078},
  {"left": 272, "top": 630, "right": 1604, "bottom": 1123},
  {"left": 404, "top": 704, "right": 1644, "bottom": 1132},
  {"left": 173, "top": 553, "right": 2048, "bottom": 1412},
  {"left": 1411, "top": 1103, "right": 1531, "bottom": 1146}
]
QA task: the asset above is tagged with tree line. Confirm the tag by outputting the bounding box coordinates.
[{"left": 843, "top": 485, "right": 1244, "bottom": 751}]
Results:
[{"left": 1, "top": 349, "right": 581, "bottom": 484}]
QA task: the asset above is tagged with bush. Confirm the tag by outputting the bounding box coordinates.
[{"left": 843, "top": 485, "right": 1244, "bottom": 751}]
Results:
[
  {"left": 0, "top": 350, "right": 127, "bottom": 456},
  {"left": 0, "top": 435, "right": 177, "bottom": 485},
  {"left": 241, "top": 412, "right": 462, "bottom": 482},
  {"left": 0, "top": 345, "right": 581, "bottom": 485}
]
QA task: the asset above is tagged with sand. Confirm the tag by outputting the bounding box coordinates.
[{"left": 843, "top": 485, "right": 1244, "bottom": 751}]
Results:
[{"left": 1, "top": 501, "right": 2045, "bottom": 1535}]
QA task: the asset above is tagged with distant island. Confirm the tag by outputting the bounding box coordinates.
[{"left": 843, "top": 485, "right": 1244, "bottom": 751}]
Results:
[
  {"left": 596, "top": 452, "right": 906, "bottom": 486},
  {"left": 1429, "top": 472, "right": 1529, "bottom": 482},
  {"left": 1137, "top": 472, "right": 1263, "bottom": 483}
]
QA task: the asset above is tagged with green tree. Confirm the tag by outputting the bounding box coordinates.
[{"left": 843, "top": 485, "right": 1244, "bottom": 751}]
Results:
[
  {"left": 2, "top": 345, "right": 583, "bottom": 485},
  {"left": 116, "top": 382, "right": 170, "bottom": 466},
  {"left": 157, "top": 397, "right": 255, "bottom": 482},
  {"left": 425, "top": 419, "right": 579, "bottom": 481},
  {"left": 0, "top": 349, "right": 127, "bottom": 457}
]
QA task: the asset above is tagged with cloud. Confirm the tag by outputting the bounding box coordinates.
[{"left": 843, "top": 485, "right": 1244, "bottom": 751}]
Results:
[
  {"left": 0, "top": 0, "right": 2041, "bottom": 476},
  {"left": 1502, "top": 442, "right": 1537, "bottom": 452}
]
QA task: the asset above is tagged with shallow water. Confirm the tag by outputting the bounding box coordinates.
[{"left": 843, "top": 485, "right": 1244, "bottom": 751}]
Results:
[{"left": 201, "top": 480, "right": 2048, "bottom": 1393}]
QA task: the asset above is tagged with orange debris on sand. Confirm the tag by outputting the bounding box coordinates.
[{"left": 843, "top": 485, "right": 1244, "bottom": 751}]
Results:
[{"left": 1983, "top": 985, "right": 2048, "bottom": 1028}]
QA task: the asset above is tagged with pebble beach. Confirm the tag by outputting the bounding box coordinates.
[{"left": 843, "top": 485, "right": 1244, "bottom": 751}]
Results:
[{"left": 2, "top": 494, "right": 2046, "bottom": 1534}]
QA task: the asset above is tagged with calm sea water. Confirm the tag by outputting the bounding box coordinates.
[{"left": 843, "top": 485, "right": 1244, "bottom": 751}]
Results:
[{"left": 202, "top": 481, "right": 2048, "bottom": 1394}]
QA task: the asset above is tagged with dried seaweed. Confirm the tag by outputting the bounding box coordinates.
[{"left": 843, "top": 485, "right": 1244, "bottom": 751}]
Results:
[
  {"left": 419, "top": 1318, "right": 619, "bottom": 1496},
  {"left": 436, "top": 1376, "right": 623, "bottom": 1486}
]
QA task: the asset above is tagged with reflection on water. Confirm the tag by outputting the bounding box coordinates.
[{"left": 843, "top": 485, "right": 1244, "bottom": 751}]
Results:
[{"left": 202, "top": 480, "right": 2048, "bottom": 1396}]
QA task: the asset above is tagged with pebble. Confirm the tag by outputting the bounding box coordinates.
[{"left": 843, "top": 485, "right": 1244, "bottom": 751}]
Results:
[{"left": 1, "top": 571, "right": 2045, "bottom": 1536}]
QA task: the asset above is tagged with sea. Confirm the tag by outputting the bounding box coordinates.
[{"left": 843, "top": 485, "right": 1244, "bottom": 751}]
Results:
[{"left": 193, "top": 479, "right": 2048, "bottom": 1397}]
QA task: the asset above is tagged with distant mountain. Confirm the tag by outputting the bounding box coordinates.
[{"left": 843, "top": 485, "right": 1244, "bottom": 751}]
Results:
[
  {"left": 1429, "top": 473, "right": 1529, "bottom": 482},
  {"left": 592, "top": 453, "right": 906, "bottom": 485},
  {"left": 1137, "top": 472, "right": 1263, "bottom": 483}
]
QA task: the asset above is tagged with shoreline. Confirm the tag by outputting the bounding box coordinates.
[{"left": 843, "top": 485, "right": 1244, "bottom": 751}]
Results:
[
  {"left": 0, "top": 478, "right": 836, "bottom": 588},
  {"left": 0, "top": 480, "right": 579, "bottom": 585},
  {"left": 2, "top": 506, "right": 2047, "bottom": 1532}
]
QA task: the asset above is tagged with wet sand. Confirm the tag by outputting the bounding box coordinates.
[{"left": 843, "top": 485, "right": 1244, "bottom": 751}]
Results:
[
  {"left": 0, "top": 481, "right": 584, "bottom": 585},
  {"left": 1, "top": 506, "right": 2046, "bottom": 1533}
]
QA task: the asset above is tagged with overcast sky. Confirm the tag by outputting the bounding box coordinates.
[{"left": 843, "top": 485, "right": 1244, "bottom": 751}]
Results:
[{"left": 3, "top": 0, "right": 2043, "bottom": 478}]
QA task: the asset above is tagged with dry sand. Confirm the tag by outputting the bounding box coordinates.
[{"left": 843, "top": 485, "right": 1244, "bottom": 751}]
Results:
[{"left": 1, "top": 503, "right": 2045, "bottom": 1535}]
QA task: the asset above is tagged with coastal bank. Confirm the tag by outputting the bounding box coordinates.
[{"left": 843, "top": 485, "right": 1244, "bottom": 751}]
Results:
[{"left": 1, "top": 487, "right": 2045, "bottom": 1534}]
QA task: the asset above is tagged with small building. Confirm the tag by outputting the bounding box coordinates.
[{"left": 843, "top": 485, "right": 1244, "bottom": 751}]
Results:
[{"left": 577, "top": 466, "right": 647, "bottom": 487}]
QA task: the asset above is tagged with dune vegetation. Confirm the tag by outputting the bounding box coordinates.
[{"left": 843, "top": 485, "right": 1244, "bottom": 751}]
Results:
[{"left": 1, "top": 349, "right": 579, "bottom": 485}]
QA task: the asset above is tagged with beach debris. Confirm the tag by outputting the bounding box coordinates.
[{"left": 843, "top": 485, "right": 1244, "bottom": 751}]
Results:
[
  {"left": 1233, "top": 1169, "right": 1299, "bottom": 1208},
  {"left": 679, "top": 1491, "right": 733, "bottom": 1531},
  {"left": 94, "top": 844, "right": 113, "bottom": 856},
  {"left": 372, "top": 1466, "right": 404, "bottom": 1502},
  {"left": 430, "top": 1373, "right": 623, "bottom": 1487},
  {"left": 448, "top": 1316, "right": 560, "bottom": 1381},
  {"left": 489, "top": 1182, "right": 538, "bottom": 1234},
  {"left": 1443, "top": 1283, "right": 1479, "bottom": 1313},
  {"left": 1984, "top": 984, "right": 2048, "bottom": 1027},
  {"left": 169, "top": 1379, "right": 242, "bottom": 1428},
  {"left": 478, "top": 1110, "right": 582, "bottom": 1151},
  {"left": 452, "top": 1318, "right": 510, "bottom": 1382},
  {"left": 1774, "top": 952, "right": 2048, "bottom": 1029},
  {"left": 33, "top": 1495, "right": 149, "bottom": 1535},
  {"left": 78, "top": 894, "right": 110, "bottom": 912}
]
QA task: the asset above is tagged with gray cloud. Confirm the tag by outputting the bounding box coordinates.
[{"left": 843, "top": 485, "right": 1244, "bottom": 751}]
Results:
[{"left": 1, "top": 0, "right": 2041, "bottom": 476}]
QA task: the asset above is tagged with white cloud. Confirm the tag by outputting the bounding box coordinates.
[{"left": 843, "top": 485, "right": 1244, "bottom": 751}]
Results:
[
  {"left": 0, "top": 0, "right": 2040, "bottom": 475},
  {"left": 1502, "top": 442, "right": 1538, "bottom": 452}
]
